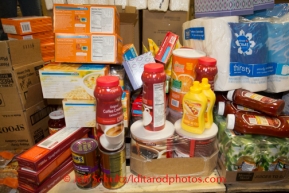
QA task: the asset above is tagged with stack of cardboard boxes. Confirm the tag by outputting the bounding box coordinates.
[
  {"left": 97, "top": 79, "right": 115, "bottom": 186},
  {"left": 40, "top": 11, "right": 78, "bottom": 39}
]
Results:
[
  {"left": 0, "top": 39, "right": 50, "bottom": 150},
  {"left": 2, "top": 16, "right": 55, "bottom": 62}
]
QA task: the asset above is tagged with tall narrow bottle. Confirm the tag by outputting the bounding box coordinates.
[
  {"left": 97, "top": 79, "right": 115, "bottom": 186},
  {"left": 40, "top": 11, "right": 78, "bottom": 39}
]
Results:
[{"left": 201, "top": 78, "right": 216, "bottom": 129}]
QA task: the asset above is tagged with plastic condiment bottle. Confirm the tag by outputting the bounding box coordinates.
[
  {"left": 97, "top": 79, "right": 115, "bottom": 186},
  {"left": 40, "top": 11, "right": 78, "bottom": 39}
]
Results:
[
  {"left": 200, "top": 78, "right": 216, "bottom": 129},
  {"left": 141, "top": 63, "right": 166, "bottom": 131},
  {"left": 227, "top": 89, "right": 285, "bottom": 117},
  {"left": 226, "top": 111, "right": 289, "bottom": 138},
  {"left": 195, "top": 57, "right": 218, "bottom": 90},
  {"left": 181, "top": 81, "right": 207, "bottom": 134},
  {"left": 94, "top": 76, "right": 123, "bottom": 125},
  {"left": 217, "top": 101, "right": 256, "bottom": 116},
  {"left": 48, "top": 110, "right": 66, "bottom": 135}
]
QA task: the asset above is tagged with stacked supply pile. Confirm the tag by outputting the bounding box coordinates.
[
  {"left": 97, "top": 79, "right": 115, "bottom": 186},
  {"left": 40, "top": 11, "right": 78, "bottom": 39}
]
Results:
[
  {"left": 215, "top": 89, "right": 289, "bottom": 184},
  {"left": 1, "top": 16, "right": 55, "bottom": 63},
  {"left": 0, "top": 39, "right": 50, "bottom": 151},
  {"left": 17, "top": 127, "right": 91, "bottom": 192}
]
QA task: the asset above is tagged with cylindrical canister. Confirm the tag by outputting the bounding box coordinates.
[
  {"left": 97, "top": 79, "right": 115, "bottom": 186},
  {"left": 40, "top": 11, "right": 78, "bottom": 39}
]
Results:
[
  {"left": 71, "top": 138, "right": 101, "bottom": 189},
  {"left": 99, "top": 144, "right": 126, "bottom": 189},
  {"left": 169, "top": 48, "right": 206, "bottom": 112},
  {"left": 174, "top": 119, "right": 218, "bottom": 157}
]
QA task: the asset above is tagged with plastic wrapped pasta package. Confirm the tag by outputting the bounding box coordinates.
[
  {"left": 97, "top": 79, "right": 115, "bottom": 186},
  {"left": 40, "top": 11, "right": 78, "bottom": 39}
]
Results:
[
  {"left": 67, "top": 0, "right": 88, "bottom": 4},
  {"left": 128, "top": 0, "right": 147, "bottom": 9},
  {"left": 89, "top": 0, "right": 108, "bottom": 4},
  {"left": 115, "top": 0, "right": 128, "bottom": 9},
  {"left": 169, "top": 0, "right": 189, "bottom": 11},
  {"left": 130, "top": 120, "right": 219, "bottom": 177},
  {"left": 148, "top": 0, "right": 169, "bottom": 12}
]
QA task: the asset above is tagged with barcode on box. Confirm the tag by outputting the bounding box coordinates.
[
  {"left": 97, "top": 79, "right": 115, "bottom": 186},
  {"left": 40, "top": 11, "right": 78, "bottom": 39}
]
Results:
[
  {"left": 169, "top": 36, "right": 176, "bottom": 44},
  {"left": 171, "top": 99, "right": 179, "bottom": 107},
  {"left": 20, "top": 22, "right": 32, "bottom": 33},
  {"left": 39, "top": 139, "right": 53, "bottom": 148}
]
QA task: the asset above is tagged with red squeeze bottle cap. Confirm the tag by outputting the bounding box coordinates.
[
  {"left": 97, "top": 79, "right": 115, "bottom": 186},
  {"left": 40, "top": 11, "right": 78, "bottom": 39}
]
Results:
[
  {"left": 97, "top": 75, "right": 119, "bottom": 87},
  {"left": 198, "top": 57, "right": 217, "bottom": 67},
  {"left": 144, "top": 63, "right": 164, "bottom": 73}
]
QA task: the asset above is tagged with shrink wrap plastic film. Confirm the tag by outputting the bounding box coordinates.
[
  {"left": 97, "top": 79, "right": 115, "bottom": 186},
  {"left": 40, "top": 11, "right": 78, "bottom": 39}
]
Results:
[
  {"left": 148, "top": 0, "right": 169, "bottom": 12},
  {"left": 67, "top": 0, "right": 89, "bottom": 4},
  {"left": 128, "top": 0, "right": 147, "bottom": 9},
  {"left": 169, "top": 0, "right": 189, "bottom": 11},
  {"left": 130, "top": 119, "right": 219, "bottom": 177},
  {"left": 115, "top": 0, "right": 128, "bottom": 9}
]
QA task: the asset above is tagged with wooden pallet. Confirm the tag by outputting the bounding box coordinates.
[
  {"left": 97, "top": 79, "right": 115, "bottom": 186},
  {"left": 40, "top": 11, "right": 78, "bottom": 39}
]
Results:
[{"left": 226, "top": 180, "right": 289, "bottom": 193}]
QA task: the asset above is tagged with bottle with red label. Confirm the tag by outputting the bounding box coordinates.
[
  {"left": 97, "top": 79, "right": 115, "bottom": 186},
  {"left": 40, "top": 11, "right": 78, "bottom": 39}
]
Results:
[
  {"left": 217, "top": 101, "right": 256, "bottom": 116},
  {"left": 226, "top": 111, "right": 289, "bottom": 138},
  {"left": 94, "top": 76, "right": 123, "bottom": 125},
  {"left": 195, "top": 57, "right": 218, "bottom": 91},
  {"left": 141, "top": 63, "right": 166, "bottom": 131},
  {"left": 227, "top": 89, "right": 285, "bottom": 117}
]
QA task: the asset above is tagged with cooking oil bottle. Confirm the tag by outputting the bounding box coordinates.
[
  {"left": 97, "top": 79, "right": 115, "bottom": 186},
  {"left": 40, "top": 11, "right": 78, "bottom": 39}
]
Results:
[
  {"left": 201, "top": 78, "right": 216, "bottom": 129},
  {"left": 181, "top": 81, "right": 207, "bottom": 134}
]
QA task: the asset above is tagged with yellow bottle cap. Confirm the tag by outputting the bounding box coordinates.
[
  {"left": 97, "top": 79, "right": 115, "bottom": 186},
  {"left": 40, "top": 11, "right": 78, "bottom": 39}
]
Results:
[
  {"left": 201, "top": 78, "right": 211, "bottom": 89},
  {"left": 190, "top": 81, "right": 202, "bottom": 93}
]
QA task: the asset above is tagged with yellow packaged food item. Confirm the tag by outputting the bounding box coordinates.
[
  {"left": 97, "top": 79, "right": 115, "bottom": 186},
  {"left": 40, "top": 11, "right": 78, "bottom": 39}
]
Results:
[
  {"left": 143, "top": 44, "right": 149, "bottom": 53},
  {"left": 148, "top": 38, "right": 159, "bottom": 56}
]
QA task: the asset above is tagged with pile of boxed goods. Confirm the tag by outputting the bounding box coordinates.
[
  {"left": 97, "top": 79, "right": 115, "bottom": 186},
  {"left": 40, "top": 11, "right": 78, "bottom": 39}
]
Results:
[
  {"left": 2, "top": 0, "right": 289, "bottom": 192},
  {"left": 1, "top": 17, "right": 55, "bottom": 63}
]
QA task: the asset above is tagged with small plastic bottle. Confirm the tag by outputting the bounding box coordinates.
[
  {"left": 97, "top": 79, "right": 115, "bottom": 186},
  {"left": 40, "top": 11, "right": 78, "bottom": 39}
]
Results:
[
  {"left": 48, "top": 110, "right": 66, "bottom": 135},
  {"left": 181, "top": 81, "right": 207, "bottom": 134},
  {"left": 200, "top": 78, "right": 216, "bottom": 129},
  {"left": 217, "top": 101, "right": 256, "bottom": 116}
]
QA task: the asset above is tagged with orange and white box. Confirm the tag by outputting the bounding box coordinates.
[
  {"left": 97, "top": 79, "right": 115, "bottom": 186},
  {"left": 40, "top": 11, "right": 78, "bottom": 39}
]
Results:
[
  {"left": 8, "top": 31, "right": 54, "bottom": 44},
  {"left": 55, "top": 33, "right": 123, "bottom": 64},
  {"left": 1, "top": 16, "right": 53, "bottom": 35},
  {"left": 53, "top": 4, "right": 120, "bottom": 34}
]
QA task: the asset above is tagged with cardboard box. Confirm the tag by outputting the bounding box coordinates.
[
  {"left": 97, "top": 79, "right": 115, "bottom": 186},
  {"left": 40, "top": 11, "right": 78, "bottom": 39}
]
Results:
[
  {"left": 117, "top": 6, "right": 140, "bottom": 54},
  {"left": 0, "top": 40, "right": 45, "bottom": 111},
  {"left": 39, "top": 63, "right": 109, "bottom": 99},
  {"left": 7, "top": 31, "right": 54, "bottom": 44},
  {"left": 1, "top": 16, "right": 53, "bottom": 35},
  {"left": 17, "top": 127, "right": 91, "bottom": 171},
  {"left": 18, "top": 158, "right": 73, "bottom": 193},
  {"left": 142, "top": 10, "right": 187, "bottom": 48},
  {"left": 55, "top": 33, "right": 123, "bottom": 64},
  {"left": 53, "top": 4, "right": 120, "bottom": 34},
  {"left": 63, "top": 90, "right": 130, "bottom": 128},
  {"left": 217, "top": 157, "right": 289, "bottom": 184},
  {"left": 0, "top": 100, "right": 50, "bottom": 150}
]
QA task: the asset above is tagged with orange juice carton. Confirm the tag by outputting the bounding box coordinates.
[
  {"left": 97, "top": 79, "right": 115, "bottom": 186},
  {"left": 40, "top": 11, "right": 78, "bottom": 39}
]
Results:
[
  {"left": 55, "top": 33, "right": 123, "bottom": 64},
  {"left": 39, "top": 63, "right": 109, "bottom": 99},
  {"left": 18, "top": 157, "right": 73, "bottom": 193},
  {"left": 53, "top": 4, "right": 120, "bottom": 34},
  {"left": 7, "top": 31, "right": 54, "bottom": 43},
  {"left": 16, "top": 127, "right": 90, "bottom": 171},
  {"left": 155, "top": 31, "right": 178, "bottom": 64},
  {"left": 1, "top": 16, "right": 53, "bottom": 35}
]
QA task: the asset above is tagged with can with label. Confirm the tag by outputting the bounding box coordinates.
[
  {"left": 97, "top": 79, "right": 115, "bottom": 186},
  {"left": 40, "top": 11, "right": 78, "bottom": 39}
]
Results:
[
  {"left": 99, "top": 144, "right": 126, "bottom": 189},
  {"left": 71, "top": 138, "right": 101, "bottom": 189}
]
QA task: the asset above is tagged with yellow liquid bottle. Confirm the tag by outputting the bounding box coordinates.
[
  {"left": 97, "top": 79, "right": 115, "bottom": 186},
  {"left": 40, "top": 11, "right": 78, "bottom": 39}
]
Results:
[
  {"left": 181, "top": 81, "right": 207, "bottom": 134},
  {"left": 201, "top": 78, "right": 216, "bottom": 129}
]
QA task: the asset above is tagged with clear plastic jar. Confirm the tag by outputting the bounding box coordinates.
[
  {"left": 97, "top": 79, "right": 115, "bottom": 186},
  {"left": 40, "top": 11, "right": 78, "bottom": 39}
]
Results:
[{"left": 48, "top": 110, "right": 66, "bottom": 135}]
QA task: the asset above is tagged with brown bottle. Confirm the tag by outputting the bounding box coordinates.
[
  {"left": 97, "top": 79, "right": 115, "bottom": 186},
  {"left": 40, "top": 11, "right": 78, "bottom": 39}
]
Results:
[
  {"left": 227, "top": 89, "right": 285, "bottom": 117},
  {"left": 217, "top": 101, "right": 256, "bottom": 116},
  {"left": 226, "top": 111, "right": 289, "bottom": 138}
]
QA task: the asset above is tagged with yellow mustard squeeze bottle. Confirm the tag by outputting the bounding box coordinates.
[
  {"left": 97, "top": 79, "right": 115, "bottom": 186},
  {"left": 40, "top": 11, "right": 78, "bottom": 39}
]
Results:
[
  {"left": 201, "top": 78, "right": 216, "bottom": 129},
  {"left": 181, "top": 81, "right": 207, "bottom": 134}
]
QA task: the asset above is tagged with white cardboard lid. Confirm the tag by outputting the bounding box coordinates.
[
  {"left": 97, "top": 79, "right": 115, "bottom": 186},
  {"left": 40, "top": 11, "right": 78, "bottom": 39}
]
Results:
[
  {"left": 130, "top": 120, "right": 175, "bottom": 142},
  {"left": 174, "top": 119, "right": 218, "bottom": 140}
]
